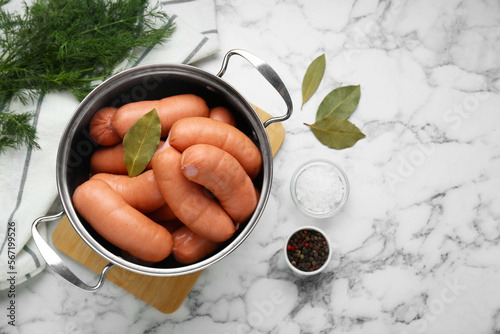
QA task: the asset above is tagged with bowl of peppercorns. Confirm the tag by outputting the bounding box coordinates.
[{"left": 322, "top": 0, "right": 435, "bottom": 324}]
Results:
[{"left": 284, "top": 226, "right": 331, "bottom": 276}]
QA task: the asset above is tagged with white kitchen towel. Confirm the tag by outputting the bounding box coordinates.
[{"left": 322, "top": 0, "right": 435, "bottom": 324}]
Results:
[{"left": 0, "top": 0, "right": 220, "bottom": 290}]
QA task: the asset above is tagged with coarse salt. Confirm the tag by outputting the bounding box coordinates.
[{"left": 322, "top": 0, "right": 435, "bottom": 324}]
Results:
[{"left": 294, "top": 164, "right": 345, "bottom": 213}]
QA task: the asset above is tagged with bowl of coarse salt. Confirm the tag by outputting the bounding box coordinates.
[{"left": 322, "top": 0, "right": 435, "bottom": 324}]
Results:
[{"left": 290, "top": 159, "right": 349, "bottom": 218}]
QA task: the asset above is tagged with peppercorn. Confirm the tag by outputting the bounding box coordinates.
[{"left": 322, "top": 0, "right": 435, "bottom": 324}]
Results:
[{"left": 286, "top": 229, "right": 329, "bottom": 272}]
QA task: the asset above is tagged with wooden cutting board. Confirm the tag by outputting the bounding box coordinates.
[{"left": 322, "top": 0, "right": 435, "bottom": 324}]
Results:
[{"left": 51, "top": 105, "right": 285, "bottom": 314}]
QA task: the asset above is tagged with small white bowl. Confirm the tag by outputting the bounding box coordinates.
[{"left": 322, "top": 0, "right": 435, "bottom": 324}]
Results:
[
  {"left": 290, "top": 159, "right": 349, "bottom": 218},
  {"left": 283, "top": 226, "right": 332, "bottom": 276}
]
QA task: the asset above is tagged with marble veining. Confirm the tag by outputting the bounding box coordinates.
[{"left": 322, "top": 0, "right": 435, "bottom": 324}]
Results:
[{"left": 2, "top": 0, "right": 500, "bottom": 333}]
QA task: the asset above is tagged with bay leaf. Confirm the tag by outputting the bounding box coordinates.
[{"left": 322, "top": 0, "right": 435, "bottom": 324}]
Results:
[
  {"left": 305, "top": 116, "right": 365, "bottom": 149},
  {"left": 123, "top": 108, "right": 161, "bottom": 177},
  {"left": 316, "top": 85, "right": 361, "bottom": 121},
  {"left": 301, "top": 53, "right": 326, "bottom": 108}
]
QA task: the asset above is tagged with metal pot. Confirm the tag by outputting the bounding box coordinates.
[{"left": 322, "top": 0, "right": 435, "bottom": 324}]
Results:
[{"left": 32, "top": 49, "right": 293, "bottom": 292}]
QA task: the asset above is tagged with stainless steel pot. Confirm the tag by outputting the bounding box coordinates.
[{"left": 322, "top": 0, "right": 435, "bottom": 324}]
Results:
[{"left": 32, "top": 49, "right": 293, "bottom": 292}]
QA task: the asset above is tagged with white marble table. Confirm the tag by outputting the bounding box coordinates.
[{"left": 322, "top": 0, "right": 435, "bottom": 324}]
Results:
[{"left": 4, "top": 0, "right": 500, "bottom": 333}]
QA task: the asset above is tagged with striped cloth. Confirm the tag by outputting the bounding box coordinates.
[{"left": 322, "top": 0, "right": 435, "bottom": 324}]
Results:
[{"left": 0, "top": 0, "right": 220, "bottom": 290}]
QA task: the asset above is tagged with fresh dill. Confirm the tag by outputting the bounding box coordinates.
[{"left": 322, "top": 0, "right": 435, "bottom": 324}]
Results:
[{"left": 0, "top": 0, "right": 175, "bottom": 153}]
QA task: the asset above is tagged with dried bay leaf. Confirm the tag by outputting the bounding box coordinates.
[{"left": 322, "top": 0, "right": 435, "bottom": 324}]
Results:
[
  {"left": 300, "top": 53, "right": 365, "bottom": 150},
  {"left": 305, "top": 117, "right": 365, "bottom": 150},
  {"left": 123, "top": 108, "right": 161, "bottom": 177},
  {"left": 301, "top": 54, "right": 326, "bottom": 108},
  {"left": 316, "top": 85, "right": 361, "bottom": 121}
]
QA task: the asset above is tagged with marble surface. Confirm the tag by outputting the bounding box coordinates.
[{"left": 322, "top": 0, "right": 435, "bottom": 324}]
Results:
[{"left": 3, "top": 0, "right": 500, "bottom": 333}]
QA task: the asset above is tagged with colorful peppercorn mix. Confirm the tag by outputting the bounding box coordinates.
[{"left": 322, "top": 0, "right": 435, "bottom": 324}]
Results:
[{"left": 286, "top": 229, "right": 329, "bottom": 272}]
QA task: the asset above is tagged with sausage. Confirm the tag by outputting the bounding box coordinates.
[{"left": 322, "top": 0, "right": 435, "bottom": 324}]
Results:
[
  {"left": 90, "top": 141, "right": 164, "bottom": 175},
  {"left": 172, "top": 225, "right": 221, "bottom": 264},
  {"left": 209, "top": 106, "right": 236, "bottom": 126},
  {"left": 181, "top": 144, "right": 259, "bottom": 224},
  {"left": 168, "top": 117, "right": 262, "bottom": 179},
  {"left": 72, "top": 179, "right": 173, "bottom": 262},
  {"left": 90, "top": 170, "right": 165, "bottom": 213},
  {"left": 110, "top": 94, "right": 209, "bottom": 138},
  {"left": 147, "top": 203, "right": 176, "bottom": 222},
  {"left": 158, "top": 219, "right": 185, "bottom": 235},
  {"left": 152, "top": 145, "right": 236, "bottom": 243},
  {"left": 89, "top": 107, "right": 122, "bottom": 146}
]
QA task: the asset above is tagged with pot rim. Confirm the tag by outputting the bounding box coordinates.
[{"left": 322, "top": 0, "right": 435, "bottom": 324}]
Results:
[{"left": 56, "top": 62, "right": 275, "bottom": 276}]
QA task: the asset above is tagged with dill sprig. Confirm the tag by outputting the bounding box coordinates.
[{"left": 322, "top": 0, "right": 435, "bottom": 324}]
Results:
[
  {"left": 0, "top": 106, "right": 40, "bottom": 153},
  {"left": 0, "top": 0, "right": 175, "bottom": 153}
]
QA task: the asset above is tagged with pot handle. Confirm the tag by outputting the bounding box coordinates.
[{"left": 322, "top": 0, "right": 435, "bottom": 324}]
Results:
[
  {"left": 32, "top": 211, "right": 114, "bottom": 292},
  {"left": 217, "top": 49, "right": 293, "bottom": 128}
]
